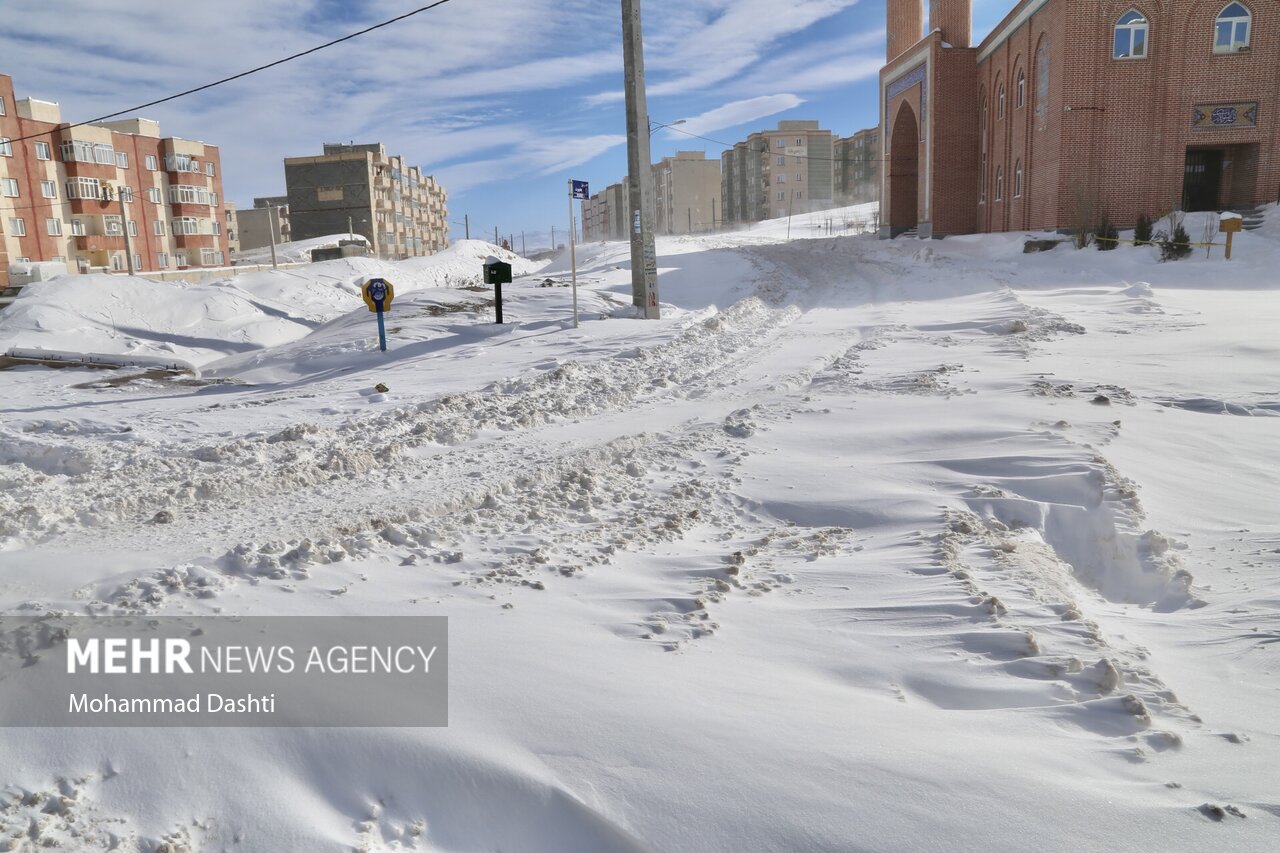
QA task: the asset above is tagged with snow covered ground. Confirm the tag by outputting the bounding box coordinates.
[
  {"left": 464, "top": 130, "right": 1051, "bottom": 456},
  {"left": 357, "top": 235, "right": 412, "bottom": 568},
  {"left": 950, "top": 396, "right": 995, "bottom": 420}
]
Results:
[{"left": 0, "top": 203, "right": 1277, "bottom": 851}]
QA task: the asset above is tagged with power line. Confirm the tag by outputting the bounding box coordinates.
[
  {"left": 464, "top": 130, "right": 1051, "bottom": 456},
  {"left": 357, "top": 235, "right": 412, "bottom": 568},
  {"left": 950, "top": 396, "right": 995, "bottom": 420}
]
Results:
[{"left": 0, "top": 0, "right": 460, "bottom": 148}]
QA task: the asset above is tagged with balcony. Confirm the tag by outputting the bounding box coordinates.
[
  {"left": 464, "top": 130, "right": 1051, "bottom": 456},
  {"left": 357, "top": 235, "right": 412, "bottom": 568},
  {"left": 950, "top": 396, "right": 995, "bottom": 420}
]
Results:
[
  {"left": 173, "top": 233, "right": 215, "bottom": 249},
  {"left": 76, "top": 235, "right": 126, "bottom": 252},
  {"left": 169, "top": 201, "right": 211, "bottom": 216}
]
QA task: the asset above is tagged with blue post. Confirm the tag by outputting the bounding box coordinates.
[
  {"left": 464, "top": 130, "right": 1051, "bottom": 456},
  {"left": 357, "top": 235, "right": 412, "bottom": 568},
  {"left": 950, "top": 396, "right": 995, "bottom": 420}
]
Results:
[{"left": 376, "top": 308, "right": 387, "bottom": 352}]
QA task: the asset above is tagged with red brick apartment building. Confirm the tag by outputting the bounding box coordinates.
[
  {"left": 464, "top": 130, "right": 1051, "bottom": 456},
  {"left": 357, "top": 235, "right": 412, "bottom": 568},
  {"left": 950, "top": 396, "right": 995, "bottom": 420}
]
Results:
[
  {"left": 880, "top": 0, "right": 1280, "bottom": 237},
  {"left": 0, "top": 73, "right": 229, "bottom": 287}
]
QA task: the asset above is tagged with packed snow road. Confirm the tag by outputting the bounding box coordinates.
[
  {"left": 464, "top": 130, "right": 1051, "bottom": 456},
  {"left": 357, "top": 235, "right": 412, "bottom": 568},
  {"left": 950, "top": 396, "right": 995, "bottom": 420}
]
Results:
[{"left": 1, "top": 211, "right": 1277, "bottom": 851}]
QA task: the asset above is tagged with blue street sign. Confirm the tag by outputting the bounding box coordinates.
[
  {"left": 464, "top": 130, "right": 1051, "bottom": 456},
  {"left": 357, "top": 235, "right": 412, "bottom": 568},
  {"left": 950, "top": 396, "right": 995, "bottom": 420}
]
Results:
[{"left": 571, "top": 180, "right": 589, "bottom": 200}]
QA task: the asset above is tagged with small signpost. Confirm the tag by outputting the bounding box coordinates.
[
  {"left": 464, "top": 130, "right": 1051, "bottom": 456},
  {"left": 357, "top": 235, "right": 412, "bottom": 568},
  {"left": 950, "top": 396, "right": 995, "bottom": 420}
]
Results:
[
  {"left": 1219, "top": 212, "right": 1243, "bottom": 261},
  {"left": 569, "top": 179, "right": 588, "bottom": 328},
  {"left": 483, "top": 256, "right": 512, "bottom": 324},
  {"left": 361, "top": 277, "right": 395, "bottom": 351}
]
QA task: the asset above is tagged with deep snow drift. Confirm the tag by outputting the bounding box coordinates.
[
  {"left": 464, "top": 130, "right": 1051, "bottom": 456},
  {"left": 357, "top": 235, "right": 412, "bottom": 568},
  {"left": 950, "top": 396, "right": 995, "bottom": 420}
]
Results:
[{"left": 0, "top": 205, "right": 1277, "bottom": 851}]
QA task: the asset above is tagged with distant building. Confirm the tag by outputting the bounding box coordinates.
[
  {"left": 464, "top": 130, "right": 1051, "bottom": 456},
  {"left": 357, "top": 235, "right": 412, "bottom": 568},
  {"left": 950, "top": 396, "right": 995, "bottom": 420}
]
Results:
[
  {"left": 233, "top": 196, "right": 291, "bottom": 252},
  {"left": 652, "top": 151, "right": 721, "bottom": 234},
  {"left": 283, "top": 142, "right": 447, "bottom": 260},
  {"left": 583, "top": 153, "right": 721, "bottom": 243},
  {"left": 720, "top": 121, "right": 835, "bottom": 226},
  {"left": 835, "top": 128, "right": 880, "bottom": 206},
  {"left": 225, "top": 202, "right": 239, "bottom": 255},
  {"left": 0, "top": 72, "right": 231, "bottom": 288}
]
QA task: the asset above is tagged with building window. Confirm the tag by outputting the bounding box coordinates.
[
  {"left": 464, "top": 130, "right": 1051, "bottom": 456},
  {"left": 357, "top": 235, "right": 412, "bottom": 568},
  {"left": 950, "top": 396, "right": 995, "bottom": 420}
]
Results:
[
  {"left": 46, "top": 218, "right": 63, "bottom": 236},
  {"left": 1215, "top": 3, "right": 1252, "bottom": 52},
  {"left": 995, "top": 167, "right": 1004, "bottom": 201},
  {"left": 776, "top": 174, "right": 785, "bottom": 183},
  {"left": 111, "top": 254, "right": 125, "bottom": 271},
  {"left": 34, "top": 141, "right": 51, "bottom": 160},
  {"left": 157, "top": 252, "right": 169, "bottom": 268},
  {"left": 61, "top": 140, "right": 93, "bottom": 163},
  {"left": 127, "top": 220, "right": 138, "bottom": 237},
  {"left": 1014, "top": 160, "right": 1023, "bottom": 197},
  {"left": 65, "top": 177, "right": 104, "bottom": 200},
  {"left": 0, "top": 178, "right": 18, "bottom": 197},
  {"left": 206, "top": 161, "right": 216, "bottom": 177},
  {"left": 116, "top": 151, "right": 129, "bottom": 169},
  {"left": 0, "top": 137, "right": 12, "bottom": 157},
  {"left": 70, "top": 219, "right": 85, "bottom": 236},
  {"left": 777, "top": 155, "right": 786, "bottom": 165},
  {"left": 998, "top": 84, "right": 1006, "bottom": 118},
  {"left": 40, "top": 180, "right": 57, "bottom": 199},
  {"left": 172, "top": 217, "right": 201, "bottom": 235},
  {"left": 93, "top": 143, "right": 115, "bottom": 165},
  {"left": 1016, "top": 70, "right": 1026, "bottom": 108},
  {"left": 1114, "top": 10, "right": 1149, "bottom": 58},
  {"left": 154, "top": 220, "right": 165, "bottom": 236},
  {"left": 119, "top": 187, "right": 134, "bottom": 202},
  {"left": 8, "top": 217, "right": 25, "bottom": 236},
  {"left": 148, "top": 187, "right": 162, "bottom": 203},
  {"left": 134, "top": 253, "right": 142, "bottom": 270},
  {"left": 164, "top": 153, "right": 201, "bottom": 173},
  {"left": 775, "top": 139, "right": 785, "bottom": 147},
  {"left": 0, "top": 96, "right": 5, "bottom": 115},
  {"left": 104, "top": 216, "right": 122, "bottom": 235},
  {"left": 145, "top": 154, "right": 158, "bottom": 170}
]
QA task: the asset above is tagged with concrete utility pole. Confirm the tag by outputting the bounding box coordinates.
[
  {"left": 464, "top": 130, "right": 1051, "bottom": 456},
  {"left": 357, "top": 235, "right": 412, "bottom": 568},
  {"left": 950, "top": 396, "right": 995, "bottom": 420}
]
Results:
[
  {"left": 621, "top": 0, "right": 659, "bottom": 318},
  {"left": 268, "top": 205, "right": 280, "bottom": 270},
  {"left": 464, "top": 214, "right": 470, "bottom": 240},
  {"left": 494, "top": 226, "right": 499, "bottom": 244}
]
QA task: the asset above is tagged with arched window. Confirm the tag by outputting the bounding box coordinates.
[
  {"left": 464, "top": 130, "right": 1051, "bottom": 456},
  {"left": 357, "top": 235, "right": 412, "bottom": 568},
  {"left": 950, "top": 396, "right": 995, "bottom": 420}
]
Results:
[
  {"left": 1016, "top": 69, "right": 1026, "bottom": 108},
  {"left": 1014, "top": 160, "right": 1023, "bottom": 198},
  {"left": 1035, "top": 37, "right": 1050, "bottom": 130},
  {"left": 1215, "top": 3, "right": 1252, "bottom": 52},
  {"left": 995, "top": 166, "right": 1004, "bottom": 201},
  {"left": 1114, "top": 10, "right": 1149, "bottom": 58},
  {"left": 979, "top": 90, "right": 989, "bottom": 205},
  {"left": 998, "top": 83, "right": 1006, "bottom": 118}
]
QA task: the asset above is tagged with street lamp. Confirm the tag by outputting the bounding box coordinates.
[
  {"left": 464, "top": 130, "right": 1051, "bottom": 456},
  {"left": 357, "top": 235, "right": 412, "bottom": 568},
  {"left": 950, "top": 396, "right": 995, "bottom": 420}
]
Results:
[{"left": 648, "top": 118, "right": 686, "bottom": 136}]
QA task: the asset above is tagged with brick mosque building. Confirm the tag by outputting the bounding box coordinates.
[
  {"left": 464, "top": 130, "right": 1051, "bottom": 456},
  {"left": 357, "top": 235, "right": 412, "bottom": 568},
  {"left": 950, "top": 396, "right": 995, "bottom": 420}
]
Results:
[{"left": 880, "top": 0, "right": 1280, "bottom": 237}]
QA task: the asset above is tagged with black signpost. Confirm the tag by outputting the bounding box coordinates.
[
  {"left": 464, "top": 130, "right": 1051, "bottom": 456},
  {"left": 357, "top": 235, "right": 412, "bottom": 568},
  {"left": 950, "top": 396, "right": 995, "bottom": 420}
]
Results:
[{"left": 483, "top": 257, "right": 513, "bottom": 324}]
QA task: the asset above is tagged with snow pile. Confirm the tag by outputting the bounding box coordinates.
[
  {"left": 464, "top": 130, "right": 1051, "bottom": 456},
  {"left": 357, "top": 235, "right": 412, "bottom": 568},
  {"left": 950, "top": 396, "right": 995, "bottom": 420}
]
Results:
[
  {"left": 234, "top": 232, "right": 368, "bottom": 265},
  {"left": 0, "top": 241, "right": 547, "bottom": 367}
]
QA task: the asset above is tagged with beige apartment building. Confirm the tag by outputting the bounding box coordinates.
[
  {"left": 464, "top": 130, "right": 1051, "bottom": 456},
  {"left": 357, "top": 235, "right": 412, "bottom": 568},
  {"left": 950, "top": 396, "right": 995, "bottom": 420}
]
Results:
[
  {"left": 582, "top": 151, "right": 721, "bottom": 243},
  {"left": 835, "top": 127, "right": 880, "bottom": 206},
  {"left": 1, "top": 73, "right": 230, "bottom": 287},
  {"left": 721, "top": 120, "right": 835, "bottom": 226},
  {"left": 653, "top": 151, "right": 721, "bottom": 235},
  {"left": 232, "top": 195, "right": 291, "bottom": 253},
  {"left": 284, "top": 143, "right": 447, "bottom": 260}
]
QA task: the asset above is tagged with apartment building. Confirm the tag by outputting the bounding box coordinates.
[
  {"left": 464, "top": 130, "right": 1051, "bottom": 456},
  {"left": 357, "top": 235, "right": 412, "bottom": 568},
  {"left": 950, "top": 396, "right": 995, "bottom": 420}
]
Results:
[
  {"left": 835, "top": 127, "right": 881, "bottom": 206},
  {"left": 582, "top": 152, "right": 721, "bottom": 243},
  {"left": 283, "top": 143, "right": 447, "bottom": 260},
  {"left": 0, "top": 73, "right": 230, "bottom": 288},
  {"left": 233, "top": 195, "right": 291, "bottom": 252},
  {"left": 719, "top": 121, "right": 835, "bottom": 226},
  {"left": 652, "top": 151, "right": 721, "bottom": 235}
]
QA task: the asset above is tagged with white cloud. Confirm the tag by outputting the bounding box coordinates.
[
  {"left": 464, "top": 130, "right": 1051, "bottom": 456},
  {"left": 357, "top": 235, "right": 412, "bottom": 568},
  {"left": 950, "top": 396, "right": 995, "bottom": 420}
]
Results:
[
  {"left": 671, "top": 95, "right": 806, "bottom": 138},
  {"left": 434, "top": 133, "right": 626, "bottom": 194}
]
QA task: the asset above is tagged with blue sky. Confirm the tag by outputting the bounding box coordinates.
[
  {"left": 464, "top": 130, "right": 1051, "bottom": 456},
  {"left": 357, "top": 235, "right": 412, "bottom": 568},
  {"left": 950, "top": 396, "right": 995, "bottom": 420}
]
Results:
[{"left": 1, "top": 0, "right": 1011, "bottom": 250}]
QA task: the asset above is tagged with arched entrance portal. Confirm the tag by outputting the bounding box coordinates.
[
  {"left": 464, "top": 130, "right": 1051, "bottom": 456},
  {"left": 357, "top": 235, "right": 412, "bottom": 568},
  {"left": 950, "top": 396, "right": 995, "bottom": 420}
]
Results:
[{"left": 889, "top": 103, "right": 920, "bottom": 234}]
